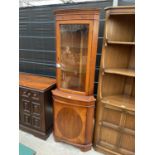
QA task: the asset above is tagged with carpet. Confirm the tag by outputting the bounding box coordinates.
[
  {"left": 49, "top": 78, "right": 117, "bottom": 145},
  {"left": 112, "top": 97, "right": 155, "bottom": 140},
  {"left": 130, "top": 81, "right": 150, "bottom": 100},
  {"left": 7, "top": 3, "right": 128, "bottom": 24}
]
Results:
[{"left": 19, "top": 143, "right": 36, "bottom": 155}]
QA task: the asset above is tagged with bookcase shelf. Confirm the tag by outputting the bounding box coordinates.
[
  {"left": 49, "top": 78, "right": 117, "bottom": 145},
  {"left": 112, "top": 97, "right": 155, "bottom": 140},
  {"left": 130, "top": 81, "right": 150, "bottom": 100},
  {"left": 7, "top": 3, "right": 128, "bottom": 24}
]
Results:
[
  {"left": 104, "top": 68, "right": 135, "bottom": 77},
  {"left": 107, "top": 40, "right": 135, "bottom": 45},
  {"left": 105, "top": 11, "right": 135, "bottom": 43},
  {"left": 101, "top": 95, "right": 135, "bottom": 111}
]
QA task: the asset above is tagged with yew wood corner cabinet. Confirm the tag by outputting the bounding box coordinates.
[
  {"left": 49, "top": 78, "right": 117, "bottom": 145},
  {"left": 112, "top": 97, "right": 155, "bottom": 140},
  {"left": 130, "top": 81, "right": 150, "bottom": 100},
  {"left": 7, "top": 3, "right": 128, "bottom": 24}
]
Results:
[
  {"left": 19, "top": 73, "right": 56, "bottom": 139},
  {"left": 52, "top": 9, "right": 99, "bottom": 151},
  {"left": 94, "top": 6, "right": 135, "bottom": 155}
]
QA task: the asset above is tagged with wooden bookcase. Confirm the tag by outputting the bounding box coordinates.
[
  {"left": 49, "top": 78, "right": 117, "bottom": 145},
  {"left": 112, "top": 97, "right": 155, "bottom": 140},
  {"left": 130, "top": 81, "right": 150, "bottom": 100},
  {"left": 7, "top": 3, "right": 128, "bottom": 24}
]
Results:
[
  {"left": 52, "top": 9, "right": 99, "bottom": 151},
  {"left": 94, "top": 6, "right": 135, "bottom": 155}
]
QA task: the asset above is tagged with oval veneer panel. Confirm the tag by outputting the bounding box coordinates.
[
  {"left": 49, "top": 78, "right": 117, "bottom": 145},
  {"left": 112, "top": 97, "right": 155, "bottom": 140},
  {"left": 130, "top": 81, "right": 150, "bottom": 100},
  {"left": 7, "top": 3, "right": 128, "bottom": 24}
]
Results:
[{"left": 56, "top": 107, "right": 82, "bottom": 139}]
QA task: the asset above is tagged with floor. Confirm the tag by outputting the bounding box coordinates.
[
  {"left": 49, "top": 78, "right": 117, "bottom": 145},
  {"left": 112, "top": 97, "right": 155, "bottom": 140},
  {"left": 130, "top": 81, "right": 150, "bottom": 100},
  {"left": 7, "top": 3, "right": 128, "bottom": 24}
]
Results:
[{"left": 19, "top": 130, "right": 103, "bottom": 155}]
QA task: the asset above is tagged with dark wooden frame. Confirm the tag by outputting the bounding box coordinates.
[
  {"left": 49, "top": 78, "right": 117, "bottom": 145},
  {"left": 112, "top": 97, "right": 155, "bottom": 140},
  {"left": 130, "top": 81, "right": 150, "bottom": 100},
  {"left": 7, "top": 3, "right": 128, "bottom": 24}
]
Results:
[{"left": 19, "top": 73, "right": 56, "bottom": 139}]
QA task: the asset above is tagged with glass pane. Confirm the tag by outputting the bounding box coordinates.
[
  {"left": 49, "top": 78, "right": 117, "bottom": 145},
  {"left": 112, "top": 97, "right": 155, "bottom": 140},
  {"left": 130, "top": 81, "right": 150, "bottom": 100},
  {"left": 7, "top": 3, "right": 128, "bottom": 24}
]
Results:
[{"left": 60, "top": 24, "right": 89, "bottom": 92}]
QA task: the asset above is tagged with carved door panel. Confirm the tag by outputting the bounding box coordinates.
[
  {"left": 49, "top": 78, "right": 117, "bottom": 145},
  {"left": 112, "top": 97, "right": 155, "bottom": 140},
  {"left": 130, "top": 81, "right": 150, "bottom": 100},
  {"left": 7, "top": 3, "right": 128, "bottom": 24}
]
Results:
[
  {"left": 22, "top": 99, "right": 31, "bottom": 113},
  {"left": 98, "top": 105, "right": 122, "bottom": 152},
  {"left": 23, "top": 113, "right": 31, "bottom": 126},
  {"left": 20, "top": 88, "right": 44, "bottom": 130},
  {"left": 19, "top": 88, "right": 31, "bottom": 125},
  {"left": 119, "top": 112, "right": 135, "bottom": 155},
  {"left": 119, "top": 133, "right": 135, "bottom": 155},
  {"left": 30, "top": 90, "right": 44, "bottom": 131},
  {"left": 31, "top": 102, "right": 41, "bottom": 116},
  {"left": 32, "top": 116, "right": 41, "bottom": 129},
  {"left": 98, "top": 104, "right": 135, "bottom": 154}
]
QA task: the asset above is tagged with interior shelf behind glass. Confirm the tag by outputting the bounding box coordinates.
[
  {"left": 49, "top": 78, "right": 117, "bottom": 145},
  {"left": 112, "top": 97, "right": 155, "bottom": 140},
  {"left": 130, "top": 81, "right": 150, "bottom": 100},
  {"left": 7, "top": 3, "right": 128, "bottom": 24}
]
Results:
[{"left": 60, "top": 24, "right": 89, "bottom": 92}]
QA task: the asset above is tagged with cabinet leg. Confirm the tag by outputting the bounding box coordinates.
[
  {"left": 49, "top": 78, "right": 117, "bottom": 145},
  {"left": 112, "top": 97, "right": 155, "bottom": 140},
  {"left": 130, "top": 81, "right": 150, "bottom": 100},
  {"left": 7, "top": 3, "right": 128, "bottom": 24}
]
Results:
[
  {"left": 54, "top": 135, "right": 61, "bottom": 142},
  {"left": 80, "top": 146, "right": 91, "bottom": 152},
  {"left": 53, "top": 134, "right": 92, "bottom": 152}
]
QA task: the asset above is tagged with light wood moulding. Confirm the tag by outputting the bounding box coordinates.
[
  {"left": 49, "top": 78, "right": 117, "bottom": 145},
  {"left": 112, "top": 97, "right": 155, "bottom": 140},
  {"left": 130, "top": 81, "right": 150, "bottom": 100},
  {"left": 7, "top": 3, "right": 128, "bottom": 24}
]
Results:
[
  {"left": 54, "top": 8, "right": 100, "bottom": 21},
  {"left": 105, "top": 6, "right": 135, "bottom": 15}
]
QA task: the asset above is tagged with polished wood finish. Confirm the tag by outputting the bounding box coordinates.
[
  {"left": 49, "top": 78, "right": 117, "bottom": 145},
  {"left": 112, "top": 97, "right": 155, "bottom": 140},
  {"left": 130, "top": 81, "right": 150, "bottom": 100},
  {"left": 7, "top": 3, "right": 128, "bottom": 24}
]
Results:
[
  {"left": 52, "top": 89, "right": 95, "bottom": 151},
  {"left": 53, "top": 9, "right": 99, "bottom": 151},
  {"left": 104, "top": 68, "right": 135, "bottom": 77},
  {"left": 94, "top": 6, "right": 135, "bottom": 155},
  {"left": 20, "top": 73, "right": 56, "bottom": 91},
  {"left": 105, "top": 6, "right": 135, "bottom": 15},
  {"left": 55, "top": 9, "right": 99, "bottom": 95},
  {"left": 101, "top": 95, "right": 135, "bottom": 111},
  {"left": 107, "top": 41, "right": 135, "bottom": 45},
  {"left": 19, "top": 73, "right": 56, "bottom": 139}
]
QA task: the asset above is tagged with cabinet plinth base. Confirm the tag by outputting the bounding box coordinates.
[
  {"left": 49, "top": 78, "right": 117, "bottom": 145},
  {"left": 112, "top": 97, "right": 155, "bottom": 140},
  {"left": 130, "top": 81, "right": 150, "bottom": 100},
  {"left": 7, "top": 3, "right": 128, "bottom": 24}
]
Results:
[
  {"left": 54, "top": 135, "right": 92, "bottom": 152},
  {"left": 20, "top": 124, "right": 52, "bottom": 140},
  {"left": 52, "top": 89, "right": 95, "bottom": 152}
]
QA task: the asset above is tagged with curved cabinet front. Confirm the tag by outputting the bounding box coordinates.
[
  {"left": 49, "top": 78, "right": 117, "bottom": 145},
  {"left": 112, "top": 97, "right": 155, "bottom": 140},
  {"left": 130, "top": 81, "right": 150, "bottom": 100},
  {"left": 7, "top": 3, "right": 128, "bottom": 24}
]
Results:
[{"left": 52, "top": 89, "right": 95, "bottom": 151}]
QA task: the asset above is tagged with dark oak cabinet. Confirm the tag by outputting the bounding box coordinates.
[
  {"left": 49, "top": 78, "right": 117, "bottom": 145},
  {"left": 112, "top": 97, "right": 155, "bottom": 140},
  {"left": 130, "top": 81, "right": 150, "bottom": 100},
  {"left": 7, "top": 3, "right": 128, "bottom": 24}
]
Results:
[
  {"left": 52, "top": 9, "right": 99, "bottom": 151},
  {"left": 19, "top": 73, "right": 56, "bottom": 139}
]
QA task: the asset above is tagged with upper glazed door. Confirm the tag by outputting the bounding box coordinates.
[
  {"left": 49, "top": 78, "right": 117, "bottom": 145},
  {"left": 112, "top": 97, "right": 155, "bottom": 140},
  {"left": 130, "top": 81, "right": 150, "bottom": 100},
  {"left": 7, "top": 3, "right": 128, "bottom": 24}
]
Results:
[{"left": 56, "top": 20, "right": 93, "bottom": 95}]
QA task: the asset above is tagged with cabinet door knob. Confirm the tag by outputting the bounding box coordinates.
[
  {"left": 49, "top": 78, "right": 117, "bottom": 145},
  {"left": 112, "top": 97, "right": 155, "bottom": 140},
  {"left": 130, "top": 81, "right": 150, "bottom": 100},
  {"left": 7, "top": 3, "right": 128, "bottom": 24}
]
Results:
[{"left": 56, "top": 63, "right": 61, "bottom": 68}]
